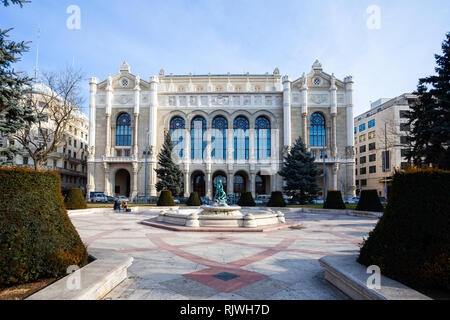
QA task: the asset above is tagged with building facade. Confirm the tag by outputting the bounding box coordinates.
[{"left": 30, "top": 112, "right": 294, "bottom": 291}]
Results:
[
  {"left": 1, "top": 83, "right": 89, "bottom": 193},
  {"left": 353, "top": 93, "right": 417, "bottom": 197},
  {"left": 87, "top": 61, "right": 355, "bottom": 201}
]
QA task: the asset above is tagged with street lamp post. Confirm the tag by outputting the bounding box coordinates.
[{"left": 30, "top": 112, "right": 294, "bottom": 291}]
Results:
[
  {"left": 322, "top": 143, "right": 327, "bottom": 202},
  {"left": 144, "top": 130, "right": 149, "bottom": 203}
]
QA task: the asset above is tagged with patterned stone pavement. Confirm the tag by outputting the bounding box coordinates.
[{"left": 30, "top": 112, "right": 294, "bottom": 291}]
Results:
[{"left": 70, "top": 209, "right": 377, "bottom": 300}]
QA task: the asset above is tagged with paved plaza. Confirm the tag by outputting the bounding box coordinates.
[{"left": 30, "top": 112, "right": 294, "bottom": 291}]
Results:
[{"left": 70, "top": 209, "right": 377, "bottom": 300}]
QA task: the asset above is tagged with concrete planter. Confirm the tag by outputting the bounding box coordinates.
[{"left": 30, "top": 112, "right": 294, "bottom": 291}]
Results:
[
  {"left": 27, "top": 248, "right": 133, "bottom": 300},
  {"left": 319, "top": 254, "right": 431, "bottom": 300}
]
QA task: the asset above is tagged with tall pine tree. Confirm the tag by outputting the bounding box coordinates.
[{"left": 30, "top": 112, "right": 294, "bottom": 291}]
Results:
[
  {"left": 406, "top": 33, "right": 450, "bottom": 169},
  {"left": 0, "top": 0, "right": 35, "bottom": 165},
  {"left": 278, "top": 137, "right": 320, "bottom": 204},
  {"left": 154, "top": 131, "right": 184, "bottom": 196}
]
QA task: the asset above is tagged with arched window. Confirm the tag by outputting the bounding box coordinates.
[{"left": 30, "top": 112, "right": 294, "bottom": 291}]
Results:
[
  {"left": 310, "top": 112, "right": 326, "bottom": 147},
  {"left": 170, "top": 117, "right": 185, "bottom": 159},
  {"left": 116, "top": 113, "right": 131, "bottom": 146},
  {"left": 191, "top": 116, "right": 206, "bottom": 159},
  {"left": 233, "top": 116, "right": 249, "bottom": 160},
  {"left": 212, "top": 116, "right": 228, "bottom": 160},
  {"left": 255, "top": 116, "right": 271, "bottom": 159}
]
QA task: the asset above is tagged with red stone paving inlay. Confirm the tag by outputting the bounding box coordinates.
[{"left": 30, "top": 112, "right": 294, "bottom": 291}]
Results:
[{"left": 184, "top": 266, "right": 267, "bottom": 293}]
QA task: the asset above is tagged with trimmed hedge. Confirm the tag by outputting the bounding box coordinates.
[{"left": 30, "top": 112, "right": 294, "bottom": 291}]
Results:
[
  {"left": 64, "top": 188, "right": 87, "bottom": 210},
  {"left": 237, "top": 192, "right": 256, "bottom": 207},
  {"left": 157, "top": 190, "right": 176, "bottom": 206},
  {"left": 356, "top": 189, "right": 383, "bottom": 212},
  {"left": 267, "top": 191, "right": 286, "bottom": 207},
  {"left": 186, "top": 192, "right": 201, "bottom": 206},
  {"left": 323, "top": 190, "right": 345, "bottom": 209},
  {"left": 358, "top": 169, "right": 450, "bottom": 291},
  {"left": 0, "top": 168, "right": 88, "bottom": 288}
]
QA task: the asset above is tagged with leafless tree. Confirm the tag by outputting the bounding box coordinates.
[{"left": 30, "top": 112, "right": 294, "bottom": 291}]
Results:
[{"left": 12, "top": 67, "right": 85, "bottom": 170}]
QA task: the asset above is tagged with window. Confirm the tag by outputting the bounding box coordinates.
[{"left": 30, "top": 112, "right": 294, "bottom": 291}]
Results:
[
  {"left": 369, "top": 166, "right": 376, "bottom": 174},
  {"left": 401, "top": 149, "right": 409, "bottom": 157},
  {"left": 124, "top": 150, "right": 131, "bottom": 157},
  {"left": 400, "top": 123, "right": 410, "bottom": 131},
  {"left": 360, "top": 145, "right": 366, "bottom": 153},
  {"left": 170, "top": 117, "right": 185, "bottom": 159},
  {"left": 361, "top": 179, "right": 367, "bottom": 187},
  {"left": 368, "top": 131, "right": 376, "bottom": 140},
  {"left": 81, "top": 142, "right": 83, "bottom": 149},
  {"left": 310, "top": 113, "right": 326, "bottom": 147},
  {"left": 354, "top": 127, "right": 357, "bottom": 134},
  {"left": 68, "top": 138, "right": 72, "bottom": 146},
  {"left": 368, "top": 119, "right": 375, "bottom": 128},
  {"left": 64, "top": 161, "right": 67, "bottom": 169},
  {"left": 23, "top": 157, "right": 28, "bottom": 165},
  {"left": 234, "top": 116, "right": 249, "bottom": 160},
  {"left": 359, "top": 123, "right": 366, "bottom": 132},
  {"left": 178, "top": 86, "right": 185, "bottom": 92},
  {"left": 360, "top": 167, "right": 367, "bottom": 175},
  {"left": 400, "top": 136, "right": 409, "bottom": 145},
  {"left": 116, "top": 150, "right": 122, "bottom": 156},
  {"left": 359, "top": 134, "right": 366, "bottom": 143},
  {"left": 355, "top": 169, "right": 358, "bottom": 175},
  {"left": 254, "top": 85, "right": 262, "bottom": 92},
  {"left": 211, "top": 116, "right": 227, "bottom": 160},
  {"left": 74, "top": 140, "right": 77, "bottom": 148},
  {"left": 369, "top": 154, "right": 376, "bottom": 162},
  {"left": 360, "top": 156, "right": 367, "bottom": 164},
  {"left": 356, "top": 180, "right": 360, "bottom": 186},
  {"left": 382, "top": 150, "right": 391, "bottom": 171},
  {"left": 399, "top": 110, "right": 409, "bottom": 118},
  {"left": 369, "top": 142, "right": 376, "bottom": 150},
  {"left": 191, "top": 116, "right": 206, "bottom": 159},
  {"left": 255, "top": 116, "right": 271, "bottom": 159},
  {"left": 235, "top": 86, "right": 242, "bottom": 92},
  {"left": 116, "top": 113, "right": 132, "bottom": 146}
]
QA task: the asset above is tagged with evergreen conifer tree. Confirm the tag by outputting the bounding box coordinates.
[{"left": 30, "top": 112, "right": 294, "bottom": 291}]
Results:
[
  {"left": 278, "top": 137, "right": 320, "bottom": 204},
  {"left": 406, "top": 33, "right": 450, "bottom": 169},
  {"left": 154, "top": 131, "right": 184, "bottom": 196}
]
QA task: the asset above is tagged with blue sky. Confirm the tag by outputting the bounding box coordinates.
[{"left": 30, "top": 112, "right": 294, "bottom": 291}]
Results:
[{"left": 1, "top": 0, "right": 449, "bottom": 116}]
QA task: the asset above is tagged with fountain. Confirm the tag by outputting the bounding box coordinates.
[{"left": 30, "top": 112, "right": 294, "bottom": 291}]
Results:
[{"left": 144, "top": 181, "right": 299, "bottom": 231}]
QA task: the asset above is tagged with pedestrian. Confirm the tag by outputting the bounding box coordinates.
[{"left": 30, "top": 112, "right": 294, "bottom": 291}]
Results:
[
  {"left": 123, "top": 201, "right": 128, "bottom": 212},
  {"left": 116, "top": 199, "right": 121, "bottom": 212}
]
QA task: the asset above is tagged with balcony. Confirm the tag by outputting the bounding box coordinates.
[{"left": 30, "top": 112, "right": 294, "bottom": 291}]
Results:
[{"left": 102, "top": 155, "right": 136, "bottom": 163}]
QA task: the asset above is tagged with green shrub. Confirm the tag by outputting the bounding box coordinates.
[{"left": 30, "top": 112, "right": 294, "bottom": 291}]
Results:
[
  {"left": 323, "top": 190, "right": 345, "bottom": 209},
  {"left": 186, "top": 192, "right": 202, "bottom": 206},
  {"left": 0, "top": 168, "right": 88, "bottom": 288},
  {"left": 267, "top": 191, "right": 286, "bottom": 207},
  {"left": 356, "top": 189, "right": 383, "bottom": 212},
  {"left": 64, "top": 188, "right": 87, "bottom": 210},
  {"left": 157, "top": 190, "right": 176, "bottom": 206},
  {"left": 237, "top": 192, "right": 256, "bottom": 207},
  {"left": 358, "top": 169, "right": 450, "bottom": 291}
]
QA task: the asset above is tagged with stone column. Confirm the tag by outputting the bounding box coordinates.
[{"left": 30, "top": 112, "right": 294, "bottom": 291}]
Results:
[
  {"left": 300, "top": 73, "right": 308, "bottom": 145},
  {"left": 184, "top": 169, "right": 190, "bottom": 197},
  {"left": 104, "top": 162, "right": 110, "bottom": 196},
  {"left": 149, "top": 76, "right": 159, "bottom": 196},
  {"left": 282, "top": 75, "right": 292, "bottom": 148},
  {"left": 133, "top": 114, "right": 139, "bottom": 157},
  {"left": 330, "top": 74, "right": 338, "bottom": 158},
  {"left": 249, "top": 170, "right": 256, "bottom": 198},
  {"left": 133, "top": 75, "right": 140, "bottom": 157},
  {"left": 249, "top": 128, "right": 255, "bottom": 163},
  {"left": 227, "top": 128, "right": 234, "bottom": 163},
  {"left": 332, "top": 163, "right": 339, "bottom": 190},
  {"left": 227, "top": 169, "right": 234, "bottom": 196},
  {"left": 87, "top": 77, "right": 98, "bottom": 200},
  {"left": 205, "top": 168, "right": 212, "bottom": 199},
  {"left": 345, "top": 76, "right": 356, "bottom": 198},
  {"left": 131, "top": 162, "right": 138, "bottom": 201},
  {"left": 105, "top": 75, "right": 113, "bottom": 157}
]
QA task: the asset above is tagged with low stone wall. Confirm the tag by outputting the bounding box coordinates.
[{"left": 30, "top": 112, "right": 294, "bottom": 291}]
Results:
[
  {"left": 26, "top": 248, "right": 133, "bottom": 300},
  {"left": 319, "top": 254, "right": 431, "bottom": 300}
]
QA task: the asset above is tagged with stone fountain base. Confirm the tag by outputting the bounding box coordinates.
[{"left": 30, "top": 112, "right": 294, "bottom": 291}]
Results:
[{"left": 141, "top": 204, "right": 301, "bottom": 232}]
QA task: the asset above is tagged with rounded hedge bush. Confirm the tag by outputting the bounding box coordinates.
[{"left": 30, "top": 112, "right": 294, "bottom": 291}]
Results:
[
  {"left": 323, "top": 190, "right": 345, "bottom": 209},
  {"left": 64, "top": 188, "right": 87, "bottom": 210},
  {"left": 186, "top": 192, "right": 201, "bottom": 206},
  {"left": 157, "top": 190, "right": 176, "bottom": 206},
  {"left": 0, "top": 168, "right": 88, "bottom": 288},
  {"left": 267, "top": 191, "right": 286, "bottom": 207},
  {"left": 356, "top": 189, "right": 383, "bottom": 212},
  {"left": 237, "top": 192, "right": 256, "bottom": 207},
  {"left": 358, "top": 169, "right": 450, "bottom": 291}
]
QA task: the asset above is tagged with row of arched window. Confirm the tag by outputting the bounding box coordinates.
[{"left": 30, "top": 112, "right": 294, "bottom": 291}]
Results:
[
  {"left": 115, "top": 112, "right": 326, "bottom": 158},
  {"left": 170, "top": 115, "right": 271, "bottom": 160}
]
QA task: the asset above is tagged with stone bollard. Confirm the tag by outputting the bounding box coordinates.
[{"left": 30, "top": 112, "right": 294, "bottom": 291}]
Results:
[
  {"left": 277, "top": 211, "right": 286, "bottom": 223},
  {"left": 185, "top": 212, "right": 200, "bottom": 227},
  {"left": 156, "top": 211, "right": 165, "bottom": 222},
  {"left": 243, "top": 213, "right": 257, "bottom": 228}
]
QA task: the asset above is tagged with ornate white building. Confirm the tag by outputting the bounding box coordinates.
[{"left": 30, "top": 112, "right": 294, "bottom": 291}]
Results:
[{"left": 87, "top": 60, "right": 355, "bottom": 201}]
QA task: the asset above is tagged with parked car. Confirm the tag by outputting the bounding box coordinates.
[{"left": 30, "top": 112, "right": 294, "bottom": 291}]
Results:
[
  {"left": 344, "top": 197, "right": 360, "bottom": 204},
  {"left": 92, "top": 195, "right": 108, "bottom": 203},
  {"left": 106, "top": 196, "right": 117, "bottom": 203},
  {"left": 379, "top": 197, "right": 387, "bottom": 205},
  {"left": 117, "top": 195, "right": 130, "bottom": 203},
  {"left": 312, "top": 198, "right": 325, "bottom": 204}
]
